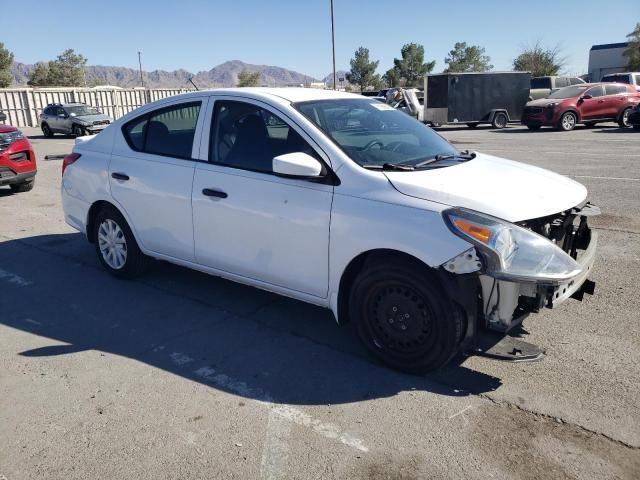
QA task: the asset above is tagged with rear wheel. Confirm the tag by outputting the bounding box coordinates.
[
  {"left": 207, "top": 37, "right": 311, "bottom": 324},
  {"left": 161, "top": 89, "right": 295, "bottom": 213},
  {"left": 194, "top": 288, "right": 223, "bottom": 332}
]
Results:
[
  {"left": 619, "top": 108, "right": 632, "bottom": 128},
  {"left": 558, "top": 111, "right": 577, "bottom": 131},
  {"left": 491, "top": 112, "right": 508, "bottom": 129},
  {"left": 349, "top": 258, "right": 464, "bottom": 373},
  {"left": 9, "top": 178, "right": 35, "bottom": 193},
  {"left": 41, "top": 123, "right": 53, "bottom": 138},
  {"left": 93, "top": 206, "right": 148, "bottom": 278}
]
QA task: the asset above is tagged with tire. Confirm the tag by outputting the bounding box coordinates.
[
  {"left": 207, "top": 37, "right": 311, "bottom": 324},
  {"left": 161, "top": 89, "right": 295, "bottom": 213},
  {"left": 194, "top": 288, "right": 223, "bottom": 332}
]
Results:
[
  {"left": 41, "top": 123, "right": 53, "bottom": 138},
  {"left": 9, "top": 178, "right": 35, "bottom": 193},
  {"left": 619, "top": 108, "right": 632, "bottom": 128},
  {"left": 491, "top": 112, "right": 508, "bottom": 129},
  {"left": 466, "top": 122, "right": 479, "bottom": 128},
  {"left": 526, "top": 125, "right": 541, "bottom": 131},
  {"left": 348, "top": 258, "right": 464, "bottom": 374},
  {"left": 72, "top": 124, "right": 85, "bottom": 137},
  {"left": 558, "top": 111, "right": 577, "bottom": 131},
  {"left": 93, "top": 206, "right": 148, "bottom": 278}
]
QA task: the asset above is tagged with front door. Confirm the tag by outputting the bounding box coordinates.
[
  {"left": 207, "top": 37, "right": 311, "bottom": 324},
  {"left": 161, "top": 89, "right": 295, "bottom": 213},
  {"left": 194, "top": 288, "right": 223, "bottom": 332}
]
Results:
[
  {"left": 192, "top": 98, "right": 333, "bottom": 298},
  {"left": 109, "top": 100, "right": 205, "bottom": 261},
  {"left": 579, "top": 85, "right": 606, "bottom": 120}
]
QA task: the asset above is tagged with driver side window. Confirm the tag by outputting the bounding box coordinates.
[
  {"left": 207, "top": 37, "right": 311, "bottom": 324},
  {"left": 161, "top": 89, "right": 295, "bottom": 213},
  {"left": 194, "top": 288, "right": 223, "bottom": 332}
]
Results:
[
  {"left": 209, "top": 100, "right": 316, "bottom": 174},
  {"left": 586, "top": 86, "right": 604, "bottom": 97}
]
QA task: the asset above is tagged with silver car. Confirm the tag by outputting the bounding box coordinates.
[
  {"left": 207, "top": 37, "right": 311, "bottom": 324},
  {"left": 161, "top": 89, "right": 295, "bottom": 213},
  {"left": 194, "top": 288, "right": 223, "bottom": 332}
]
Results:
[{"left": 39, "top": 103, "right": 111, "bottom": 137}]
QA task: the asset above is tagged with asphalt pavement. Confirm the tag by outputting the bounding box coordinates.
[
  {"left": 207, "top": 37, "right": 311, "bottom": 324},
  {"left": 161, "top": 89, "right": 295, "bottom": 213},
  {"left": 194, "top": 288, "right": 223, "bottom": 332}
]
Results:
[{"left": 0, "top": 123, "right": 638, "bottom": 479}]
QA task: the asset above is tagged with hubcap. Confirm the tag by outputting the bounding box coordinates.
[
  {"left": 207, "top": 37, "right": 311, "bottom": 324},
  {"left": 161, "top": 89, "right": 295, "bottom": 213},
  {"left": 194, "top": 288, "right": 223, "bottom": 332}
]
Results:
[
  {"left": 98, "top": 219, "right": 127, "bottom": 269},
  {"left": 562, "top": 114, "right": 575, "bottom": 130},
  {"left": 623, "top": 110, "right": 630, "bottom": 126},
  {"left": 369, "top": 285, "right": 433, "bottom": 356}
]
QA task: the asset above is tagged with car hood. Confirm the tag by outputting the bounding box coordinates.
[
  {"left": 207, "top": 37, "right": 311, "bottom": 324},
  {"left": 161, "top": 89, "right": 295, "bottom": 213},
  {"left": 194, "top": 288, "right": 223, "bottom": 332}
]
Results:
[
  {"left": 526, "top": 98, "right": 564, "bottom": 107},
  {"left": 74, "top": 113, "right": 110, "bottom": 123},
  {"left": 384, "top": 152, "right": 587, "bottom": 222}
]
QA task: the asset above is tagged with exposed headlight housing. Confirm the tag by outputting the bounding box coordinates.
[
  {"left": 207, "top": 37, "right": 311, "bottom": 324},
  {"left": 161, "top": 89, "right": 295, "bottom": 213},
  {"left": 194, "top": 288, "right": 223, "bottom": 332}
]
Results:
[
  {"left": 0, "top": 130, "right": 25, "bottom": 153},
  {"left": 443, "top": 207, "right": 581, "bottom": 284}
]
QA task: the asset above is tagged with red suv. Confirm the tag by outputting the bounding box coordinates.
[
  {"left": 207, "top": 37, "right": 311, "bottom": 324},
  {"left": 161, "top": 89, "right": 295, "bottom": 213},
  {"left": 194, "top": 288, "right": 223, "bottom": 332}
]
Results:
[
  {"left": 522, "top": 83, "right": 640, "bottom": 131},
  {"left": 0, "top": 125, "right": 37, "bottom": 193}
]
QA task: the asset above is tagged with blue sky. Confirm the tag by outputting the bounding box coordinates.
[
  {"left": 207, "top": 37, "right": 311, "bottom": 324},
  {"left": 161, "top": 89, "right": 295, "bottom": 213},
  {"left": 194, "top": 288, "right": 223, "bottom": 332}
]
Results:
[{"left": 4, "top": 0, "right": 639, "bottom": 79}]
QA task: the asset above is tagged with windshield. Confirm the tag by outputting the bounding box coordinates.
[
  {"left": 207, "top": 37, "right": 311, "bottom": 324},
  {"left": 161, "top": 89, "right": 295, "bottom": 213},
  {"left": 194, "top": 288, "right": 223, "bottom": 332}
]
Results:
[
  {"left": 548, "top": 85, "right": 589, "bottom": 99},
  {"left": 65, "top": 105, "right": 102, "bottom": 116},
  {"left": 294, "top": 99, "right": 458, "bottom": 168}
]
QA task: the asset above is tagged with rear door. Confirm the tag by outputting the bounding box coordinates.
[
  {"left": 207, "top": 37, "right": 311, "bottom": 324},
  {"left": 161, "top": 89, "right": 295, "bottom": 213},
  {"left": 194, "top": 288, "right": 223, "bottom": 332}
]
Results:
[
  {"left": 109, "top": 99, "right": 207, "bottom": 261},
  {"left": 603, "top": 84, "right": 629, "bottom": 118}
]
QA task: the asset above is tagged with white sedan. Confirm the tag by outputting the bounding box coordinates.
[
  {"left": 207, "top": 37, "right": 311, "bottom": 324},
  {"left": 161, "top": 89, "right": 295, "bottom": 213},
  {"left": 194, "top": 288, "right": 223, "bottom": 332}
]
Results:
[{"left": 61, "top": 88, "right": 598, "bottom": 373}]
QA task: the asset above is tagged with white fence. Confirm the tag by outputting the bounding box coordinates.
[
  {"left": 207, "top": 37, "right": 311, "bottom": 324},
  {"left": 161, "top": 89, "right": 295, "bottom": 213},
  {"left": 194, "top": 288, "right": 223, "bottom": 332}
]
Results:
[{"left": 0, "top": 87, "right": 194, "bottom": 127}]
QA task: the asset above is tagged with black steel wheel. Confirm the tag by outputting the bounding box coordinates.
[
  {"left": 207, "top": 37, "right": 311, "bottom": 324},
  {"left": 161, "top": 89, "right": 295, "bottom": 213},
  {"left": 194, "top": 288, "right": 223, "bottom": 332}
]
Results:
[{"left": 349, "top": 257, "right": 464, "bottom": 373}]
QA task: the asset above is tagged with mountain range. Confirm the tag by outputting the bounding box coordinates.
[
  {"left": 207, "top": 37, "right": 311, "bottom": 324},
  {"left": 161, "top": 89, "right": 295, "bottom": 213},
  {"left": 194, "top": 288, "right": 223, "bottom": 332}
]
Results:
[{"left": 10, "top": 60, "right": 350, "bottom": 89}]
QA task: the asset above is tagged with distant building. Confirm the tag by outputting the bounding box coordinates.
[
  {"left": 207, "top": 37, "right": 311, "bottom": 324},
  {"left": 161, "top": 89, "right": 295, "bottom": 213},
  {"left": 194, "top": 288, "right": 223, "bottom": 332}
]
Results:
[
  {"left": 588, "top": 42, "right": 629, "bottom": 81},
  {"left": 308, "top": 82, "right": 326, "bottom": 89}
]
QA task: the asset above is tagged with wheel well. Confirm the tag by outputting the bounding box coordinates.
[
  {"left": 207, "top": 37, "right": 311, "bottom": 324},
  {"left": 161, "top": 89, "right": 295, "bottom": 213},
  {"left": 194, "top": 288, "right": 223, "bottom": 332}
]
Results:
[
  {"left": 337, "top": 249, "right": 434, "bottom": 325},
  {"left": 560, "top": 108, "right": 581, "bottom": 122},
  {"left": 86, "top": 200, "right": 117, "bottom": 242}
]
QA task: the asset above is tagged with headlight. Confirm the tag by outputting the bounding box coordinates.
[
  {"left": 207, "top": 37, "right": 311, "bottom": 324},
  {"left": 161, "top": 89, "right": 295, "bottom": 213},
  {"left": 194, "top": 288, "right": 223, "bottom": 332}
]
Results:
[
  {"left": 0, "top": 130, "right": 25, "bottom": 153},
  {"left": 546, "top": 102, "right": 559, "bottom": 109},
  {"left": 443, "top": 207, "right": 581, "bottom": 284}
]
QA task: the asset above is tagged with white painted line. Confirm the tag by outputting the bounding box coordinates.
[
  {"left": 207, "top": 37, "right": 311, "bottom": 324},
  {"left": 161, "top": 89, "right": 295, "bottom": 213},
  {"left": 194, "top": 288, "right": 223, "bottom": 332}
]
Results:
[
  {"left": 568, "top": 175, "right": 640, "bottom": 181},
  {"left": 169, "top": 352, "right": 194, "bottom": 365},
  {"left": 449, "top": 405, "right": 474, "bottom": 419},
  {"left": 260, "top": 407, "right": 292, "bottom": 480},
  {"left": 192, "top": 363, "right": 369, "bottom": 452},
  {"left": 23, "top": 318, "right": 43, "bottom": 326},
  {"left": 0, "top": 268, "right": 33, "bottom": 287}
]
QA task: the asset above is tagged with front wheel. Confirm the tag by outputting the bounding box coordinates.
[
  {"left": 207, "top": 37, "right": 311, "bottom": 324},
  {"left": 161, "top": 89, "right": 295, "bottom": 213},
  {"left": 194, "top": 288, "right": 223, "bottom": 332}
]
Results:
[
  {"left": 619, "top": 108, "right": 631, "bottom": 128},
  {"left": 9, "top": 178, "right": 35, "bottom": 193},
  {"left": 41, "top": 123, "right": 53, "bottom": 138},
  {"left": 73, "top": 124, "right": 85, "bottom": 137},
  {"left": 93, "top": 206, "right": 148, "bottom": 278},
  {"left": 558, "top": 111, "right": 577, "bottom": 131},
  {"left": 349, "top": 258, "right": 463, "bottom": 374}
]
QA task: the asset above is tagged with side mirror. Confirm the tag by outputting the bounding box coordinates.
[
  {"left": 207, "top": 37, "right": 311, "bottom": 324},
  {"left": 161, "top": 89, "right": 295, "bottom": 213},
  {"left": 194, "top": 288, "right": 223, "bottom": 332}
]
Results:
[
  {"left": 581, "top": 94, "right": 593, "bottom": 100},
  {"left": 273, "top": 152, "right": 323, "bottom": 179},
  {"left": 58, "top": 112, "right": 68, "bottom": 118}
]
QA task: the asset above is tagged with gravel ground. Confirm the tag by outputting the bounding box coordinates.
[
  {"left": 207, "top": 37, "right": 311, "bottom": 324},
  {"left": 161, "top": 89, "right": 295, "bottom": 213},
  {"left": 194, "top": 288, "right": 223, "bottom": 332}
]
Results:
[{"left": 0, "top": 123, "right": 638, "bottom": 479}]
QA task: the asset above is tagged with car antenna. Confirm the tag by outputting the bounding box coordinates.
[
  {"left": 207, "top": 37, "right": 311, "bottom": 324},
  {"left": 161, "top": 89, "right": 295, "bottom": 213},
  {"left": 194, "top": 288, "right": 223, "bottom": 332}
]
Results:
[{"left": 188, "top": 77, "right": 199, "bottom": 91}]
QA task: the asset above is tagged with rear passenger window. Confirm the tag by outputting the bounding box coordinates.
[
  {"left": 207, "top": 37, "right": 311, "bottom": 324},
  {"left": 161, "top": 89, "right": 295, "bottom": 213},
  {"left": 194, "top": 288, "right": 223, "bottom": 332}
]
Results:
[
  {"left": 122, "top": 102, "right": 201, "bottom": 159},
  {"left": 555, "top": 78, "right": 568, "bottom": 88},
  {"left": 604, "top": 84, "right": 626, "bottom": 95}
]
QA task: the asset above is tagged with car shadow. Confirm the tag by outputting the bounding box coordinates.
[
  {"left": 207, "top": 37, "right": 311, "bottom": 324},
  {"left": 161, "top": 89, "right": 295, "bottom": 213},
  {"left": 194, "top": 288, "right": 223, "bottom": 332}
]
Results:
[
  {"left": 27, "top": 134, "right": 77, "bottom": 140},
  {"left": 0, "top": 233, "right": 503, "bottom": 406},
  {"left": 593, "top": 127, "right": 639, "bottom": 134},
  {"left": 491, "top": 124, "right": 622, "bottom": 134},
  {"left": 0, "top": 186, "right": 17, "bottom": 197}
]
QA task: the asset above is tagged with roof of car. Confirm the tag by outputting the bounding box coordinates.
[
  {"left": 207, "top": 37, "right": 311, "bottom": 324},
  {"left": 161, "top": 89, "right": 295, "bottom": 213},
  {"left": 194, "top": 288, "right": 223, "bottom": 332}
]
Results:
[{"left": 203, "top": 87, "right": 363, "bottom": 103}]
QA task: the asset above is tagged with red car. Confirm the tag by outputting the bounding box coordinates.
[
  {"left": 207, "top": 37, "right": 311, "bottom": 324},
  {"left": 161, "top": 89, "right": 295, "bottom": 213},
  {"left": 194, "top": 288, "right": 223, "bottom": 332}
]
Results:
[
  {"left": 0, "top": 125, "right": 37, "bottom": 192},
  {"left": 522, "top": 82, "right": 640, "bottom": 131}
]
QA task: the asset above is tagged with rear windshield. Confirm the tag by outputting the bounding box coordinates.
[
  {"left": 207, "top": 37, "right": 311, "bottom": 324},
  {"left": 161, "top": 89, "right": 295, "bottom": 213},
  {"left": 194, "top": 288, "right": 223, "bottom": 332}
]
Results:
[
  {"left": 548, "top": 85, "right": 589, "bottom": 99},
  {"left": 531, "top": 78, "right": 552, "bottom": 89},
  {"left": 602, "top": 74, "right": 629, "bottom": 84}
]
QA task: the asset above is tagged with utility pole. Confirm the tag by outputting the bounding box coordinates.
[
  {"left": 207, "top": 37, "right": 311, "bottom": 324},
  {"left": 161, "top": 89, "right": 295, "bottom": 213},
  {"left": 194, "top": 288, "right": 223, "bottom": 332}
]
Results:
[
  {"left": 137, "top": 51, "right": 144, "bottom": 88},
  {"left": 330, "top": 0, "right": 336, "bottom": 90}
]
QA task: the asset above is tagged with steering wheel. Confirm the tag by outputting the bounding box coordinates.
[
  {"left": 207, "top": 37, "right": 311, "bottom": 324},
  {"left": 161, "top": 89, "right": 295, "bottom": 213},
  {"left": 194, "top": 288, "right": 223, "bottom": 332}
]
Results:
[
  {"left": 385, "top": 141, "right": 405, "bottom": 153},
  {"left": 362, "top": 140, "right": 384, "bottom": 151}
]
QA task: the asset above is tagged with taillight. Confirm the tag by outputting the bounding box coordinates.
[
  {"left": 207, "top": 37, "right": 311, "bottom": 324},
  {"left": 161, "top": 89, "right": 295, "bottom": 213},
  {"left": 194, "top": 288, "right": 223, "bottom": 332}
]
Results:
[{"left": 62, "top": 153, "right": 81, "bottom": 175}]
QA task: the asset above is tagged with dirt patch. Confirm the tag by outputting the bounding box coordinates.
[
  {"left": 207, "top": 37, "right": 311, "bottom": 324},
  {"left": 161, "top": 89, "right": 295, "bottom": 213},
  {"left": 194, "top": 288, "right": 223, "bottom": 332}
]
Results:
[{"left": 469, "top": 403, "right": 640, "bottom": 479}]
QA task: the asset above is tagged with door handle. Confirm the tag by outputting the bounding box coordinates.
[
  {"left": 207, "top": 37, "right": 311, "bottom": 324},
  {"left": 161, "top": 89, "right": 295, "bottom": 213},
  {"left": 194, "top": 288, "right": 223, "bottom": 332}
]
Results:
[
  {"left": 111, "top": 172, "right": 130, "bottom": 181},
  {"left": 597, "top": 100, "right": 605, "bottom": 103},
  {"left": 202, "top": 188, "right": 228, "bottom": 198}
]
